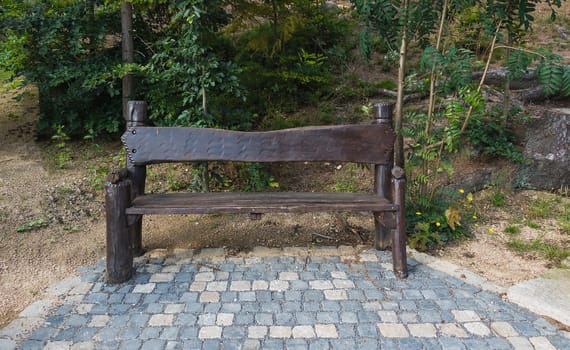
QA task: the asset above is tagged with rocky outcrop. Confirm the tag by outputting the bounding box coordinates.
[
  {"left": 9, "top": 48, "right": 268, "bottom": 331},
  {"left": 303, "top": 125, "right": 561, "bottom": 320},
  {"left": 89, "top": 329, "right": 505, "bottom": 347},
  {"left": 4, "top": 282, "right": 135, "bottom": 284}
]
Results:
[{"left": 517, "top": 108, "right": 570, "bottom": 191}]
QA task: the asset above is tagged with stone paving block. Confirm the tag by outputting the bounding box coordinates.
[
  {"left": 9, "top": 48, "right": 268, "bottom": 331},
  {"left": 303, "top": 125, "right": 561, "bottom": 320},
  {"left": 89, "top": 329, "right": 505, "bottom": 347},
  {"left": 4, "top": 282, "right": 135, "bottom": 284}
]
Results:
[
  {"left": 132, "top": 283, "right": 155, "bottom": 294},
  {"left": 19, "top": 301, "right": 53, "bottom": 318},
  {"left": 198, "top": 326, "right": 222, "bottom": 339},
  {"left": 140, "top": 339, "right": 166, "bottom": 350},
  {"left": 321, "top": 301, "right": 341, "bottom": 312},
  {"left": 164, "top": 304, "right": 186, "bottom": 314},
  {"left": 251, "top": 280, "right": 268, "bottom": 290},
  {"left": 270, "top": 326, "right": 292, "bottom": 338},
  {"left": 71, "top": 341, "right": 95, "bottom": 350},
  {"left": 292, "top": 325, "right": 316, "bottom": 339},
  {"left": 199, "top": 292, "right": 220, "bottom": 303},
  {"left": 314, "top": 324, "right": 338, "bottom": 338},
  {"left": 206, "top": 281, "right": 228, "bottom": 292},
  {"left": 148, "top": 314, "right": 174, "bottom": 327},
  {"left": 331, "top": 279, "right": 354, "bottom": 289},
  {"left": 357, "top": 323, "right": 378, "bottom": 338},
  {"left": 452, "top": 309, "right": 481, "bottom": 322},
  {"left": 464, "top": 321, "right": 491, "bottom": 337},
  {"left": 149, "top": 273, "right": 175, "bottom": 283},
  {"left": 223, "top": 326, "right": 246, "bottom": 339},
  {"left": 309, "top": 280, "right": 333, "bottom": 290},
  {"left": 408, "top": 323, "right": 437, "bottom": 338},
  {"left": 279, "top": 272, "right": 299, "bottom": 280},
  {"left": 507, "top": 336, "right": 534, "bottom": 349},
  {"left": 438, "top": 323, "right": 469, "bottom": 338},
  {"left": 269, "top": 280, "right": 289, "bottom": 291},
  {"left": 377, "top": 323, "right": 409, "bottom": 338},
  {"left": 44, "top": 341, "right": 72, "bottom": 349},
  {"left": 323, "top": 289, "right": 347, "bottom": 301},
  {"left": 377, "top": 310, "right": 399, "bottom": 323}
]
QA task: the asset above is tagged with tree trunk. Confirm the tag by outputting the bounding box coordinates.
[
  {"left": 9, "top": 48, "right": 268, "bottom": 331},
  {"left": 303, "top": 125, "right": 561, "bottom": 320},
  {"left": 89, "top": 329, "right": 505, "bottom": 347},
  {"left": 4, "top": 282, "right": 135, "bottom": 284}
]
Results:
[
  {"left": 394, "top": 0, "right": 409, "bottom": 169},
  {"left": 121, "top": 1, "right": 134, "bottom": 121}
]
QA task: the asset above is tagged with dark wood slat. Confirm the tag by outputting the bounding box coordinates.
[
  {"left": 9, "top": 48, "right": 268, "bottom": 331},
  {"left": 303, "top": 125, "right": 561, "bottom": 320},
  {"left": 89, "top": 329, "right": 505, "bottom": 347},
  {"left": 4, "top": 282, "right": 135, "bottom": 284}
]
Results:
[
  {"left": 122, "top": 125, "right": 395, "bottom": 165},
  {"left": 126, "top": 192, "right": 398, "bottom": 215}
]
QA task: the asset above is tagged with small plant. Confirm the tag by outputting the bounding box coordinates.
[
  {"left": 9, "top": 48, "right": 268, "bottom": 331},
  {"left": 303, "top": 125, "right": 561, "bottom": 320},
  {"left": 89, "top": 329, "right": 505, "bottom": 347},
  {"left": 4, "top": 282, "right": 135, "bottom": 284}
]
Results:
[
  {"left": 406, "top": 189, "right": 472, "bottom": 251},
  {"left": 507, "top": 238, "right": 570, "bottom": 264},
  {"left": 559, "top": 203, "right": 570, "bottom": 234},
  {"left": 527, "top": 198, "right": 554, "bottom": 219},
  {"left": 490, "top": 187, "right": 506, "bottom": 207},
  {"left": 504, "top": 225, "right": 521, "bottom": 235},
  {"left": 17, "top": 219, "right": 47, "bottom": 232},
  {"left": 51, "top": 125, "right": 71, "bottom": 168},
  {"left": 87, "top": 164, "right": 109, "bottom": 191},
  {"left": 526, "top": 220, "right": 541, "bottom": 229},
  {"left": 333, "top": 163, "right": 360, "bottom": 193},
  {"left": 241, "top": 163, "right": 279, "bottom": 192}
]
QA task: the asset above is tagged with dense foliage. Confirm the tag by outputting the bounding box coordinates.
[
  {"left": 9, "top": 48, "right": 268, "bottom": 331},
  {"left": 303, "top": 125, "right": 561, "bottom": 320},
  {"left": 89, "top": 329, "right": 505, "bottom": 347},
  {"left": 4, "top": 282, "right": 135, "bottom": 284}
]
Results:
[{"left": 0, "top": 0, "right": 354, "bottom": 136}]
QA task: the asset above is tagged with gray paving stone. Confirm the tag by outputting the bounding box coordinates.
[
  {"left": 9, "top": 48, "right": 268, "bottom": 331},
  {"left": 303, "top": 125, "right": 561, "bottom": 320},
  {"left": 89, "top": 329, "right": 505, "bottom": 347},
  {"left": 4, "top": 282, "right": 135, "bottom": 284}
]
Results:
[
  {"left": 336, "top": 323, "right": 355, "bottom": 338},
  {"left": 160, "top": 327, "right": 179, "bottom": 340},
  {"left": 439, "top": 337, "right": 467, "bottom": 350},
  {"left": 286, "top": 338, "right": 308, "bottom": 350},
  {"left": 0, "top": 339, "right": 17, "bottom": 350},
  {"left": 141, "top": 339, "right": 166, "bottom": 350},
  {"left": 308, "top": 339, "right": 330, "bottom": 350},
  {"left": 140, "top": 327, "right": 161, "bottom": 339},
  {"left": 357, "top": 323, "right": 378, "bottom": 338},
  {"left": 300, "top": 302, "right": 319, "bottom": 314},
  {"left": 223, "top": 326, "right": 247, "bottom": 338},
  {"left": 119, "top": 339, "right": 142, "bottom": 350},
  {"left": 18, "top": 339, "right": 44, "bottom": 350},
  {"left": 316, "top": 312, "right": 338, "bottom": 323}
]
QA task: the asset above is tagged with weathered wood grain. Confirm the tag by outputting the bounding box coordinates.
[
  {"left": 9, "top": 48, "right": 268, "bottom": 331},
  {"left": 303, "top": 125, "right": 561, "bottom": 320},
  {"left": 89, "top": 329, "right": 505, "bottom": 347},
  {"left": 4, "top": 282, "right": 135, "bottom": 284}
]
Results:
[
  {"left": 126, "top": 192, "right": 398, "bottom": 215},
  {"left": 122, "top": 124, "right": 395, "bottom": 165}
]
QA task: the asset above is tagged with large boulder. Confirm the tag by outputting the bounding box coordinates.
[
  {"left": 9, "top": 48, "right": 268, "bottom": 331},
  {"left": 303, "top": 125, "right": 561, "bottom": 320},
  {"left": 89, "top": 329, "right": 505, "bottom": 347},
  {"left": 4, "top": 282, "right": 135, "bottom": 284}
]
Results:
[{"left": 517, "top": 108, "right": 570, "bottom": 190}]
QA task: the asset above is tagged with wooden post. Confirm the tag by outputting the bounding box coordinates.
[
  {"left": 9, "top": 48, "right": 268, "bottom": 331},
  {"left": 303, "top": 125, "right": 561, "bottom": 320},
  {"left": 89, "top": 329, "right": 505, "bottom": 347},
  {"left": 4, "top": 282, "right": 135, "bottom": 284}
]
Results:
[
  {"left": 373, "top": 102, "right": 395, "bottom": 250},
  {"left": 105, "top": 180, "right": 133, "bottom": 283},
  {"left": 391, "top": 166, "right": 408, "bottom": 278},
  {"left": 126, "top": 101, "right": 147, "bottom": 256}
]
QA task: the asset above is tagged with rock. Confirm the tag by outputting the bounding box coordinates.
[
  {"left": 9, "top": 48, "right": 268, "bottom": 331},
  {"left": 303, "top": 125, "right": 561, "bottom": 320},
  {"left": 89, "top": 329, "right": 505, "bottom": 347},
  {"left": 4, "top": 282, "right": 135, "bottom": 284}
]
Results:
[{"left": 517, "top": 108, "right": 570, "bottom": 190}]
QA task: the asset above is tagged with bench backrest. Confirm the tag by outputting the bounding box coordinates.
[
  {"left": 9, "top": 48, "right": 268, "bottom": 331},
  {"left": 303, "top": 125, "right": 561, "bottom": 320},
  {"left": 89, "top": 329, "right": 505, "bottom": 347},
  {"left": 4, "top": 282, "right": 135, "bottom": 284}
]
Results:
[{"left": 122, "top": 124, "right": 396, "bottom": 166}]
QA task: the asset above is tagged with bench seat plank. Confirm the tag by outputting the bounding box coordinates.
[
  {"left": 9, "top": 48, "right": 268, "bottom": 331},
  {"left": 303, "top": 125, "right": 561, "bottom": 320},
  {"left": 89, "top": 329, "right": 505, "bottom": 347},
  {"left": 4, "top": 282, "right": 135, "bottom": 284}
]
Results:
[{"left": 126, "top": 192, "right": 397, "bottom": 215}]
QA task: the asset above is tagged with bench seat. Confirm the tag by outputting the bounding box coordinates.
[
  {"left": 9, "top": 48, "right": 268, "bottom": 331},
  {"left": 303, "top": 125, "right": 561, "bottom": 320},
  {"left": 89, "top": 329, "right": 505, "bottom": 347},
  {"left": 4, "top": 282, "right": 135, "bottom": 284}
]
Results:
[{"left": 127, "top": 192, "right": 398, "bottom": 215}]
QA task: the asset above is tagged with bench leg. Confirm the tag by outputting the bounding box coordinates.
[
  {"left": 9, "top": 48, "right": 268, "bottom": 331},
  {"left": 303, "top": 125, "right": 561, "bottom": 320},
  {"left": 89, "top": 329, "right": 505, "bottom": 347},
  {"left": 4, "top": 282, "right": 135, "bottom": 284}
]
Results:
[
  {"left": 130, "top": 216, "right": 144, "bottom": 257},
  {"left": 391, "top": 167, "right": 408, "bottom": 278},
  {"left": 129, "top": 165, "right": 146, "bottom": 257},
  {"left": 373, "top": 212, "right": 392, "bottom": 250},
  {"left": 105, "top": 180, "right": 134, "bottom": 283}
]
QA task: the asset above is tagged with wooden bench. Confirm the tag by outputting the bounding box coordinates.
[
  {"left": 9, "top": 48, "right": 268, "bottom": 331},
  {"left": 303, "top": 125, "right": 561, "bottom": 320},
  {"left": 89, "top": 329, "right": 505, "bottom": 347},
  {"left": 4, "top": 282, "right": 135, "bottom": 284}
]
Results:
[{"left": 105, "top": 101, "right": 407, "bottom": 283}]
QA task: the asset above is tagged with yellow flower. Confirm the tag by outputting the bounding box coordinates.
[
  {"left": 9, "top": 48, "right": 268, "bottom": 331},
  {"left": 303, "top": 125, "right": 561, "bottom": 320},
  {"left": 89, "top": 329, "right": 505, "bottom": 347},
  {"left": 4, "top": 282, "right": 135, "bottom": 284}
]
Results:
[
  {"left": 488, "top": 227, "right": 495, "bottom": 233},
  {"left": 459, "top": 189, "right": 465, "bottom": 194},
  {"left": 475, "top": 224, "right": 479, "bottom": 228},
  {"left": 472, "top": 215, "right": 478, "bottom": 220},
  {"left": 435, "top": 222, "right": 441, "bottom": 227},
  {"left": 416, "top": 211, "right": 422, "bottom": 215},
  {"left": 467, "top": 193, "right": 473, "bottom": 202}
]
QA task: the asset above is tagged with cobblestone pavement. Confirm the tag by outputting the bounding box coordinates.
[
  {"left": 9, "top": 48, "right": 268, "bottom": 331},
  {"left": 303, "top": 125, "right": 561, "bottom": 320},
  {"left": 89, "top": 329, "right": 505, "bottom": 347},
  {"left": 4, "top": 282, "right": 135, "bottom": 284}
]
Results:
[{"left": 2, "top": 247, "right": 570, "bottom": 350}]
